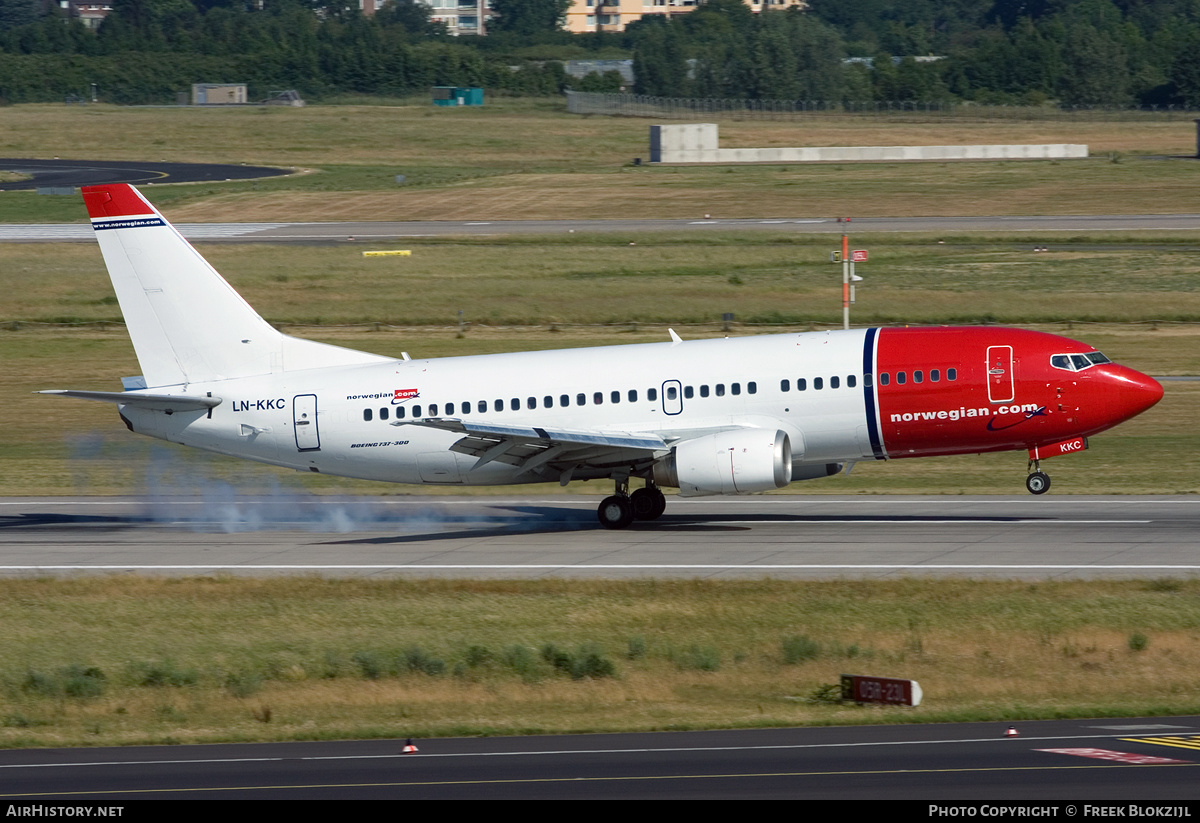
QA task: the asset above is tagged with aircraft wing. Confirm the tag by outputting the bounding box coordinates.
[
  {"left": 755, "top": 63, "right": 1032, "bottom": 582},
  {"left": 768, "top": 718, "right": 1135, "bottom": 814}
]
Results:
[{"left": 394, "top": 418, "right": 669, "bottom": 480}]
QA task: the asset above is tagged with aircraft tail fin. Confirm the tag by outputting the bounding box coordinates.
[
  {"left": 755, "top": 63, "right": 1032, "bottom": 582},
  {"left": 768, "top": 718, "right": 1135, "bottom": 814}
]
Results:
[{"left": 82, "top": 184, "right": 388, "bottom": 388}]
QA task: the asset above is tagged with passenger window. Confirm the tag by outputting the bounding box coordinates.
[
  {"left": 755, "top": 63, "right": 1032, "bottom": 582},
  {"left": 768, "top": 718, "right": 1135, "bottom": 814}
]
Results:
[
  {"left": 666, "top": 386, "right": 677, "bottom": 400},
  {"left": 396, "top": 406, "right": 405, "bottom": 419},
  {"left": 560, "top": 395, "right": 569, "bottom": 407},
  {"left": 510, "top": 398, "right": 519, "bottom": 411},
  {"left": 544, "top": 396, "right": 553, "bottom": 408},
  {"left": 879, "top": 373, "right": 889, "bottom": 386},
  {"left": 363, "top": 409, "right": 373, "bottom": 422},
  {"left": 948, "top": 368, "right": 957, "bottom": 381},
  {"left": 611, "top": 391, "right": 620, "bottom": 404},
  {"left": 594, "top": 392, "right": 603, "bottom": 405},
  {"left": 494, "top": 399, "right": 503, "bottom": 412},
  {"left": 781, "top": 379, "right": 790, "bottom": 392},
  {"left": 446, "top": 402, "right": 455, "bottom": 415},
  {"left": 897, "top": 372, "right": 907, "bottom": 385},
  {"left": 684, "top": 386, "right": 694, "bottom": 399},
  {"left": 429, "top": 404, "right": 438, "bottom": 417},
  {"left": 864, "top": 373, "right": 872, "bottom": 387},
  {"left": 628, "top": 389, "right": 638, "bottom": 402},
  {"left": 914, "top": 371, "right": 923, "bottom": 384},
  {"left": 748, "top": 382, "right": 756, "bottom": 394},
  {"left": 527, "top": 397, "right": 536, "bottom": 410},
  {"left": 716, "top": 384, "right": 725, "bottom": 397},
  {"left": 930, "top": 370, "right": 940, "bottom": 383},
  {"left": 830, "top": 376, "right": 840, "bottom": 389},
  {"left": 731, "top": 383, "right": 741, "bottom": 396},
  {"left": 412, "top": 404, "right": 422, "bottom": 417},
  {"left": 700, "top": 385, "right": 709, "bottom": 397},
  {"left": 478, "top": 400, "right": 487, "bottom": 413},
  {"left": 847, "top": 375, "right": 857, "bottom": 388},
  {"left": 577, "top": 393, "right": 586, "bottom": 406},
  {"left": 648, "top": 388, "right": 658, "bottom": 401},
  {"left": 797, "top": 378, "right": 807, "bottom": 391},
  {"left": 380, "top": 407, "right": 389, "bottom": 420},
  {"left": 814, "top": 377, "right": 823, "bottom": 390}
]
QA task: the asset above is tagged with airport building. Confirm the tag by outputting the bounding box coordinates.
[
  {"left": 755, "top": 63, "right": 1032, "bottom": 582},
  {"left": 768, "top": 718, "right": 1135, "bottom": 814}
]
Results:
[
  {"left": 359, "top": 0, "right": 805, "bottom": 36},
  {"left": 563, "top": 0, "right": 804, "bottom": 34}
]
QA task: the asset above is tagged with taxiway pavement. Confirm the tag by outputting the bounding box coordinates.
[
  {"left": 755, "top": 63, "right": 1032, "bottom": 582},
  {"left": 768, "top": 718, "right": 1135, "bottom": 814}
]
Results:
[{"left": 3, "top": 214, "right": 1200, "bottom": 243}]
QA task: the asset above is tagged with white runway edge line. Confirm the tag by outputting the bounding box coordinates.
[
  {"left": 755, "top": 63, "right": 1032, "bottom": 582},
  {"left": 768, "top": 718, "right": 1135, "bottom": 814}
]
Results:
[{"left": 1, "top": 729, "right": 1196, "bottom": 771}]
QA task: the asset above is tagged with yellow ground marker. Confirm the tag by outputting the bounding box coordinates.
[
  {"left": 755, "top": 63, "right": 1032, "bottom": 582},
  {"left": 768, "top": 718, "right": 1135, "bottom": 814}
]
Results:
[
  {"left": 362, "top": 250, "right": 412, "bottom": 257},
  {"left": 1121, "top": 735, "right": 1200, "bottom": 752}
]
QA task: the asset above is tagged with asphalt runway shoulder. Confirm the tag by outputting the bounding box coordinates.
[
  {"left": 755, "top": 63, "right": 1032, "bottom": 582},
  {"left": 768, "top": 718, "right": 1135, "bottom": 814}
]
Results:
[
  {"left": 3, "top": 714, "right": 1199, "bottom": 799},
  {"left": 0, "top": 158, "right": 288, "bottom": 191},
  {"left": 0, "top": 494, "right": 1194, "bottom": 579}
]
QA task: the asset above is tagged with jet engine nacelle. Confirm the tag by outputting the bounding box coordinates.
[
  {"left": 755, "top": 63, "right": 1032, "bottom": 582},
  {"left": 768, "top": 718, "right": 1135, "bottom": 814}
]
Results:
[{"left": 654, "top": 429, "right": 792, "bottom": 496}]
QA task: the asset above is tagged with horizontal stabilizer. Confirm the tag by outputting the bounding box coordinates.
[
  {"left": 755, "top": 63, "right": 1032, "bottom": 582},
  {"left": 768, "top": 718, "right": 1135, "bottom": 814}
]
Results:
[{"left": 39, "top": 390, "right": 221, "bottom": 413}]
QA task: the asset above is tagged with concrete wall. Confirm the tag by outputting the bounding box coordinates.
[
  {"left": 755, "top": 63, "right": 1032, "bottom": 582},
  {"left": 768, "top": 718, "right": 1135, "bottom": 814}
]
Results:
[
  {"left": 650, "top": 123, "right": 719, "bottom": 163},
  {"left": 650, "top": 124, "right": 1088, "bottom": 164}
]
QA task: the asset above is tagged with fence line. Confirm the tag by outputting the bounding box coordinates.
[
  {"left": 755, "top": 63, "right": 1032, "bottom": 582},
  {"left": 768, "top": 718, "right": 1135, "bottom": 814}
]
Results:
[{"left": 565, "top": 91, "right": 1200, "bottom": 121}]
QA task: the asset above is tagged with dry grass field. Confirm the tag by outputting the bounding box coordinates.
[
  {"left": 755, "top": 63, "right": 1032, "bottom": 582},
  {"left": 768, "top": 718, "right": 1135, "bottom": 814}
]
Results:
[
  {"left": 2, "top": 577, "right": 1199, "bottom": 748},
  {"left": 2, "top": 100, "right": 1199, "bottom": 222}
]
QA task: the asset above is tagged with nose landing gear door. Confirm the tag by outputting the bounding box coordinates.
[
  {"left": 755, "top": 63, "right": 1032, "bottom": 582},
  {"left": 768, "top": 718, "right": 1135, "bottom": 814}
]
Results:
[
  {"left": 986, "top": 346, "right": 1014, "bottom": 404},
  {"left": 293, "top": 394, "right": 320, "bottom": 451}
]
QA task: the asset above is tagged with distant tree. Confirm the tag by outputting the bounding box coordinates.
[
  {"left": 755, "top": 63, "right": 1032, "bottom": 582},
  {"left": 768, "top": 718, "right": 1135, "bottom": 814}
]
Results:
[
  {"left": 375, "top": 0, "right": 444, "bottom": 36},
  {"left": 0, "top": 0, "right": 40, "bottom": 30},
  {"left": 489, "top": 0, "right": 571, "bottom": 36},
  {"left": 631, "top": 17, "right": 688, "bottom": 95},
  {"left": 1171, "top": 29, "right": 1200, "bottom": 107},
  {"left": 1057, "top": 23, "right": 1131, "bottom": 105}
]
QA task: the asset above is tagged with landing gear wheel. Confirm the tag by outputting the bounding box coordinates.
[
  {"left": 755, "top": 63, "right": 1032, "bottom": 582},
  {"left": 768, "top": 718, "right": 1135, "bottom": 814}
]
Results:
[
  {"left": 598, "top": 495, "right": 635, "bottom": 529},
  {"left": 630, "top": 487, "right": 667, "bottom": 521},
  {"left": 1026, "top": 471, "right": 1051, "bottom": 495}
]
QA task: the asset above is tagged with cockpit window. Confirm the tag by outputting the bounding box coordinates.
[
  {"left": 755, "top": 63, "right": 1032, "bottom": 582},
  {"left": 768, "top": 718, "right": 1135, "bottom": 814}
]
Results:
[{"left": 1051, "top": 351, "right": 1112, "bottom": 372}]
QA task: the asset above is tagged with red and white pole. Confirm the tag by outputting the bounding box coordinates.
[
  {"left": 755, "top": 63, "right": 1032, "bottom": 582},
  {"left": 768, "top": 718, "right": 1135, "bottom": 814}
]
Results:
[{"left": 842, "top": 234, "right": 850, "bottom": 330}]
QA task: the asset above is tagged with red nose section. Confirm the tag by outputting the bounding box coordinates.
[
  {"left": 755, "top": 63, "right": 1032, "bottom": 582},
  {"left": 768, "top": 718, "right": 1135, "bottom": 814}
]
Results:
[{"left": 1105, "top": 366, "right": 1163, "bottom": 423}]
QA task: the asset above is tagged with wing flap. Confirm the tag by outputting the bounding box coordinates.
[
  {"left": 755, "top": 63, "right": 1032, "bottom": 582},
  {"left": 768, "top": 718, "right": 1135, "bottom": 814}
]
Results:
[
  {"left": 394, "top": 418, "right": 667, "bottom": 451},
  {"left": 396, "top": 418, "right": 668, "bottom": 478}
]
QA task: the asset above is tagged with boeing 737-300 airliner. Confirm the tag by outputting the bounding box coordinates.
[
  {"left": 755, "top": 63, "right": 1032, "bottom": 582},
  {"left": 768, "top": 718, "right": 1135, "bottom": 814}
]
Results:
[{"left": 42, "top": 184, "right": 1164, "bottom": 529}]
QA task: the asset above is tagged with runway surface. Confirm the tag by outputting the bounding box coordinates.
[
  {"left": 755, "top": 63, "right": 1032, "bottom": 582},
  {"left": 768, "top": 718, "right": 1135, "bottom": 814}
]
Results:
[
  {"left": 0, "top": 495, "right": 1195, "bottom": 579},
  {"left": 3, "top": 715, "right": 1200, "bottom": 799},
  {"left": 2, "top": 213, "right": 1200, "bottom": 242}
]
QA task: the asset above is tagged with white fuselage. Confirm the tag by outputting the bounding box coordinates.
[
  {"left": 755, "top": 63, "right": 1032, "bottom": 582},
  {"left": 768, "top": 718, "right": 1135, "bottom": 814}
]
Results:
[{"left": 121, "top": 330, "right": 873, "bottom": 486}]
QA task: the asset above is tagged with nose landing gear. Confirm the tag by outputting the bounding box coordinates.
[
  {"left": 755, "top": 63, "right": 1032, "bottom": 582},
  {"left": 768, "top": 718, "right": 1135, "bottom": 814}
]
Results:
[{"left": 1025, "top": 459, "right": 1051, "bottom": 495}]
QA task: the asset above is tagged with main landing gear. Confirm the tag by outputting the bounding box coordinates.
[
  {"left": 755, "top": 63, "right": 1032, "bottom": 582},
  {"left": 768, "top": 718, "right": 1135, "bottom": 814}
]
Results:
[
  {"left": 598, "top": 480, "right": 667, "bottom": 529},
  {"left": 1025, "top": 459, "right": 1051, "bottom": 495}
]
